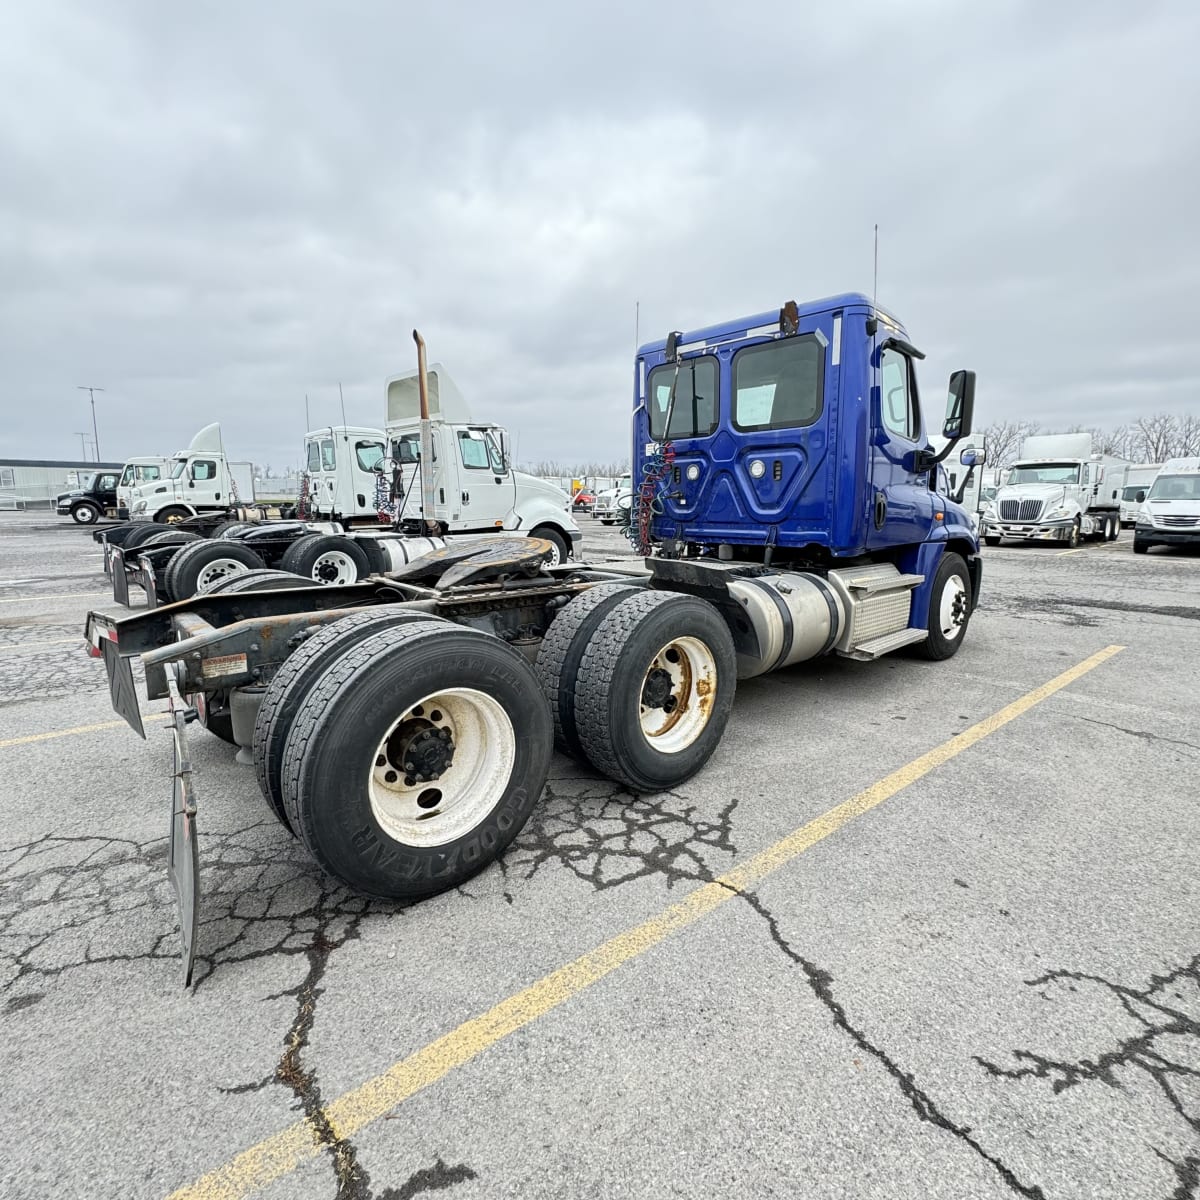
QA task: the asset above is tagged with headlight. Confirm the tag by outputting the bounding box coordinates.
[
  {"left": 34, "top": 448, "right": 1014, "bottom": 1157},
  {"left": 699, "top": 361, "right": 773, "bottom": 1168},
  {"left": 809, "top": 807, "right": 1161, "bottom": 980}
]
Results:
[
  {"left": 133, "top": 500, "right": 148, "bottom": 514},
  {"left": 1136, "top": 514, "right": 1152, "bottom": 528}
]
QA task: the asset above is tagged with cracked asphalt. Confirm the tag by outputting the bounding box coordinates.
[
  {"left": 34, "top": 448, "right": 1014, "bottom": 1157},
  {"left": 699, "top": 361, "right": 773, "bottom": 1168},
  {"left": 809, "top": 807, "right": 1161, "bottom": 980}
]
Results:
[{"left": 1, "top": 512, "right": 1197, "bottom": 1200}]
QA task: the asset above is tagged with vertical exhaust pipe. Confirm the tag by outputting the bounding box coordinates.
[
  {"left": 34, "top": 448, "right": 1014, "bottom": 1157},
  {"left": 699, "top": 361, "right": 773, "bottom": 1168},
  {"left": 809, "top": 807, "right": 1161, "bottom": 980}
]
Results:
[{"left": 412, "top": 329, "right": 438, "bottom": 535}]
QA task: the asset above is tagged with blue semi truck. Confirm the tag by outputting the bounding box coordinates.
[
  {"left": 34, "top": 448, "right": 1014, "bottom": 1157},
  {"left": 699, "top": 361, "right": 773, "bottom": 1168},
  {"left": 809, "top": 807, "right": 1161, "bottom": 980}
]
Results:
[{"left": 86, "top": 298, "right": 981, "bottom": 983}]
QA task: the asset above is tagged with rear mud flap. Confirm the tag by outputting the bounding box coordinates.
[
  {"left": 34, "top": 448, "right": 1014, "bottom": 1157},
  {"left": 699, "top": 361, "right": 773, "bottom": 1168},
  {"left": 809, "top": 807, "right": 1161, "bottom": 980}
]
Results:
[
  {"left": 167, "top": 673, "right": 200, "bottom": 988},
  {"left": 100, "top": 639, "right": 145, "bottom": 739},
  {"left": 112, "top": 548, "right": 131, "bottom": 606}
]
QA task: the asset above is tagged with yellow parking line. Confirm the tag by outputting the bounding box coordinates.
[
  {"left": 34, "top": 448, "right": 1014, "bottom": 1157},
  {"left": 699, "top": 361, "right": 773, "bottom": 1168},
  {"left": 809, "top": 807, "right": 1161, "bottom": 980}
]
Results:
[
  {"left": 167, "top": 643, "right": 1125, "bottom": 1200},
  {"left": 0, "top": 638, "right": 83, "bottom": 653},
  {"left": 0, "top": 591, "right": 108, "bottom": 603},
  {"left": 1057, "top": 548, "right": 1086, "bottom": 557},
  {"left": 0, "top": 714, "right": 169, "bottom": 749}
]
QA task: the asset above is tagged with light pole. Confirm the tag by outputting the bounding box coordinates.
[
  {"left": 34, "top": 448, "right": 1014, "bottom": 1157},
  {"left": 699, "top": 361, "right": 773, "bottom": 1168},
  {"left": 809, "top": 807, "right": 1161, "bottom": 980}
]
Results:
[{"left": 77, "top": 386, "right": 105, "bottom": 461}]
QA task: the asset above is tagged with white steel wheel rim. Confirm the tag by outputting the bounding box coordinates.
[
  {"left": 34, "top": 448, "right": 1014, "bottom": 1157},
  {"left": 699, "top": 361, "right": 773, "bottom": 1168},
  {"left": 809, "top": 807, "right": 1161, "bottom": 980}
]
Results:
[
  {"left": 195, "top": 558, "right": 250, "bottom": 590},
  {"left": 542, "top": 539, "right": 562, "bottom": 566},
  {"left": 939, "top": 575, "right": 969, "bottom": 640},
  {"left": 368, "top": 687, "right": 516, "bottom": 848},
  {"left": 311, "top": 549, "right": 358, "bottom": 584},
  {"left": 638, "top": 636, "right": 717, "bottom": 754},
  {"left": 77, "top": 506, "right": 96, "bottom": 523}
]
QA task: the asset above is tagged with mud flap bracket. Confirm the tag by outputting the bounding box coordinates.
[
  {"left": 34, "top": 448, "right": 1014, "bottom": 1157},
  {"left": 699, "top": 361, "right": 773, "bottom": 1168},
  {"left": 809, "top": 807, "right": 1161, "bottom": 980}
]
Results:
[{"left": 166, "top": 670, "right": 201, "bottom": 989}]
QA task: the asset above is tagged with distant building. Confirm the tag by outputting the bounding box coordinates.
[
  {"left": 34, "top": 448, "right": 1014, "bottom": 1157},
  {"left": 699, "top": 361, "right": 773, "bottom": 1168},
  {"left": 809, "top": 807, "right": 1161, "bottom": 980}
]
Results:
[{"left": 0, "top": 458, "right": 125, "bottom": 510}]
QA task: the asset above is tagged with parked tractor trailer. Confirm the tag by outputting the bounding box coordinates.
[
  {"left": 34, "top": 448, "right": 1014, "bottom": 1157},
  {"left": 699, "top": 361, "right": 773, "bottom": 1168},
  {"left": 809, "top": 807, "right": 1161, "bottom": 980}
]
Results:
[
  {"left": 86, "top": 295, "right": 982, "bottom": 984},
  {"left": 980, "top": 433, "right": 1127, "bottom": 547}
]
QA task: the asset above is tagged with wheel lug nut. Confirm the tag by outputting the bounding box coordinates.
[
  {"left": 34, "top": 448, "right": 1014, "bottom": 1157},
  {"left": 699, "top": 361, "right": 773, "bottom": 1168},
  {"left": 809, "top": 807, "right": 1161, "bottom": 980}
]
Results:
[
  {"left": 384, "top": 770, "right": 398, "bottom": 783},
  {"left": 376, "top": 755, "right": 386, "bottom": 767}
]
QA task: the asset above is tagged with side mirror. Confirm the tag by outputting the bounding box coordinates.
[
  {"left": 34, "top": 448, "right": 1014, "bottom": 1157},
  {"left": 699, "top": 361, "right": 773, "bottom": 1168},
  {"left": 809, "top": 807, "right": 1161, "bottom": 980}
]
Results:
[
  {"left": 943, "top": 370, "right": 976, "bottom": 441},
  {"left": 1136, "top": 490, "right": 1146, "bottom": 503},
  {"left": 959, "top": 447, "right": 986, "bottom": 467}
]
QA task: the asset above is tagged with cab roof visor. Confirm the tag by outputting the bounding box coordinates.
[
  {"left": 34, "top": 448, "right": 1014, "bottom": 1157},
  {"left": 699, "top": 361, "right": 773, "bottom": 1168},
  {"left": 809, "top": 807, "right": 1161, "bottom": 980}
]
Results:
[{"left": 880, "top": 335, "right": 925, "bottom": 360}]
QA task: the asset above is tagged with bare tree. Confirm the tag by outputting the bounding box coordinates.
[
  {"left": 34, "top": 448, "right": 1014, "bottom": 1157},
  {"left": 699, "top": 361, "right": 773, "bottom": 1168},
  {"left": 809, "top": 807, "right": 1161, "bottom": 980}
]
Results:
[
  {"left": 981, "top": 420, "right": 1041, "bottom": 467},
  {"left": 1176, "top": 414, "right": 1200, "bottom": 457},
  {"left": 1134, "top": 413, "right": 1180, "bottom": 463}
]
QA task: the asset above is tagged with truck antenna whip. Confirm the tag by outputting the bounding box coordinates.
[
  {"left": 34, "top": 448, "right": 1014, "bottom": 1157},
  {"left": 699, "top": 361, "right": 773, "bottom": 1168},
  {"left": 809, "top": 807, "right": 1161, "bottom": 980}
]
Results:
[
  {"left": 338, "top": 382, "right": 348, "bottom": 429},
  {"left": 866, "top": 223, "right": 880, "bottom": 336},
  {"left": 304, "top": 393, "right": 311, "bottom": 433},
  {"left": 634, "top": 300, "right": 640, "bottom": 352}
]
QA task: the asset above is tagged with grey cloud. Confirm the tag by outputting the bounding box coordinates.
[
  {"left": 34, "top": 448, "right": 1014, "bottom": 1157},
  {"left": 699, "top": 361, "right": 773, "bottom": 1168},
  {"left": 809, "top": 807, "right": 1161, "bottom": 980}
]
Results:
[{"left": 1, "top": 0, "right": 1196, "bottom": 471}]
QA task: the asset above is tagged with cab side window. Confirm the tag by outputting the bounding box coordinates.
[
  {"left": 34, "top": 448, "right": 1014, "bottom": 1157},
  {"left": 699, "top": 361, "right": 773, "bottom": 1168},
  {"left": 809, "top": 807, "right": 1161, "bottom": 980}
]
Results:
[
  {"left": 355, "top": 441, "right": 385, "bottom": 472},
  {"left": 457, "top": 431, "right": 490, "bottom": 470},
  {"left": 879, "top": 348, "right": 919, "bottom": 442},
  {"left": 306, "top": 442, "right": 321, "bottom": 472},
  {"left": 192, "top": 460, "right": 217, "bottom": 481}
]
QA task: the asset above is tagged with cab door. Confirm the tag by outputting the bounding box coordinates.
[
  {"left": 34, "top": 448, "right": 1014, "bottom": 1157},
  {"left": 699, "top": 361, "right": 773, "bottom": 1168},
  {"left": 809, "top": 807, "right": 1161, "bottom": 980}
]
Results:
[
  {"left": 866, "top": 345, "right": 936, "bottom": 548},
  {"left": 188, "top": 458, "right": 222, "bottom": 506}
]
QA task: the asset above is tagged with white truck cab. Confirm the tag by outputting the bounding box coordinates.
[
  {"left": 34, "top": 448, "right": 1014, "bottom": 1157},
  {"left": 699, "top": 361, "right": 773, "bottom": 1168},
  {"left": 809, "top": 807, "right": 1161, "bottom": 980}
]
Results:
[
  {"left": 116, "top": 457, "right": 171, "bottom": 519},
  {"left": 303, "top": 426, "right": 387, "bottom": 523},
  {"left": 127, "top": 424, "right": 256, "bottom": 523},
  {"left": 593, "top": 475, "right": 633, "bottom": 524},
  {"left": 1134, "top": 458, "right": 1200, "bottom": 554},
  {"left": 382, "top": 364, "right": 581, "bottom": 561}
]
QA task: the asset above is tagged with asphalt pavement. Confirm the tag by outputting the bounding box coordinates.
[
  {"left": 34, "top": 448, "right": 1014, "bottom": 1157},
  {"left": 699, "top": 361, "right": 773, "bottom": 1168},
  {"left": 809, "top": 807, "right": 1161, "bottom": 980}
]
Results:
[{"left": 1, "top": 512, "right": 1197, "bottom": 1200}]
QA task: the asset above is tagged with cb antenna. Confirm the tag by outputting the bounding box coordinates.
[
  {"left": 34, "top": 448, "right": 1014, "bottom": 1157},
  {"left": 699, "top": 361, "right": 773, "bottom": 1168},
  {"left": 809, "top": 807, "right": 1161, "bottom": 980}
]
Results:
[
  {"left": 634, "top": 299, "right": 640, "bottom": 352},
  {"left": 867, "top": 223, "right": 880, "bottom": 336},
  {"left": 338, "top": 381, "right": 348, "bottom": 429}
]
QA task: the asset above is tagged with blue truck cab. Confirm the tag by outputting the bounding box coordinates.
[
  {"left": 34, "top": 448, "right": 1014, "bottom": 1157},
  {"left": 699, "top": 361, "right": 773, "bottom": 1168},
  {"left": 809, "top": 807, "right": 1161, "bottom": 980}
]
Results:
[{"left": 631, "top": 293, "right": 982, "bottom": 670}]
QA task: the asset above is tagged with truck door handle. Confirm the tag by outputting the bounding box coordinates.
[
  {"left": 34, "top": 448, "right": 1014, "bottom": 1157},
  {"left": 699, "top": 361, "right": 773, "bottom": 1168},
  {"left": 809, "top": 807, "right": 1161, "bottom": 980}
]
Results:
[
  {"left": 874, "top": 492, "right": 887, "bottom": 529},
  {"left": 462, "top": 492, "right": 470, "bottom": 504}
]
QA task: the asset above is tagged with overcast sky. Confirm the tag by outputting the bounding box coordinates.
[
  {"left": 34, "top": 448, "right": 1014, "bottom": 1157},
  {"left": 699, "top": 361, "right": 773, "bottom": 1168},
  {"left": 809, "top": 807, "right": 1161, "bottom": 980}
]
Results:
[{"left": 1, "top": 0, "right": 1196, "bottom": 472}]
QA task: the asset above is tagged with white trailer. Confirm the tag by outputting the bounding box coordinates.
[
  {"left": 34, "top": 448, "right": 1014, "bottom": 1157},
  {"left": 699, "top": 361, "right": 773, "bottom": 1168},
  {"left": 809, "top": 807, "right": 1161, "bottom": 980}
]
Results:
[{"left": 980, "top": 432, "right": 1127, "bottom": 547}]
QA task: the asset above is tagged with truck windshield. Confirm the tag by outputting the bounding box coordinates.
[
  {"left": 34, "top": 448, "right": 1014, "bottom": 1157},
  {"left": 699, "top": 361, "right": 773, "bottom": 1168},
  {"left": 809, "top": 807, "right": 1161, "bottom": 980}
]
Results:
[
  {"left": 1148, "top": 474, "right": 1200, "bottom": 501},
  {"left": 1007, "top": 462, "right": 1082, "bottom": 485},
  {"left": 170, "top": 459, "right": 189, "bottom": 480},
  {"left": 119, "top": 466, "right": 134, "bottom": 486},
  {"left": 139, "top": 465, "right": 161, "bottom": 482},
  {"left": 1122, "top": 484, "right": 1146, "bottom": 501},
  {"left": 648, "top": 357, "right": 718, "bottom": 440}
]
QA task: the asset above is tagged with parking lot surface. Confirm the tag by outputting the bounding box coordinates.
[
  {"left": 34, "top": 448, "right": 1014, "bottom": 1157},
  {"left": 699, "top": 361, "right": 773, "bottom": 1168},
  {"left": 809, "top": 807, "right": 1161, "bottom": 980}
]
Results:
[{"left": 1, "top": 513, "right": 1197, "bottom": 1200}]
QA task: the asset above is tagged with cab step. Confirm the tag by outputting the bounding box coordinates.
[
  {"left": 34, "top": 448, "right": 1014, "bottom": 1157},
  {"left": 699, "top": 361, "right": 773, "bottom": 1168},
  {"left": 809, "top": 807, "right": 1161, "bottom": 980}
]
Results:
[
  {"left": 844, "top": 570, "right": 924, "bottom": 596},
  {"left": 841, "top": 627, "right": 928, "bottom": 661}
]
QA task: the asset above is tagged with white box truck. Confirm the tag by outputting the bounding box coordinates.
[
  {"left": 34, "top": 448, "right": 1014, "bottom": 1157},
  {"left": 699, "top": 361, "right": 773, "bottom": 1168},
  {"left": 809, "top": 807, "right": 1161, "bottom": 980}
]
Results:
[
  {"left": 980, "top": 432, "right": 1127, "bottom": 547},
  {"left": 1119, "top": 464, "right": 1161, "bottom": 527}
]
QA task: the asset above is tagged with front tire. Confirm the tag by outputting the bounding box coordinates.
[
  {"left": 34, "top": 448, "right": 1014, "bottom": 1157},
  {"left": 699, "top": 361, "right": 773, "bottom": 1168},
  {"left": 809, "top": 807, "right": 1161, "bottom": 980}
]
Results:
[
  {"left": 155, "top": 506, "right": 193, "bottom": 525},
  {"left": 72, "top": 503, "right": 100, "bottom": 525},
  {"left": 914, "top": 551, "right": 971, "bottom": 661},
  {"left": 1133, "top": 539, "right": 1149, "bottom": 555},
  {"left": 280, "top": 622, "right": 552, "bottom": 899},
  {"left": 572, "top": 591, "right": 736, "bottom": 792},
  {"left": 984, "top": 535, "right": 1001, "bottom": 547},
  {"left": 529, "top": 525, "right": 570, "bottom": 565},
  {"left": 1066, "top": 520, "right": 1081, "bottom": 548}
]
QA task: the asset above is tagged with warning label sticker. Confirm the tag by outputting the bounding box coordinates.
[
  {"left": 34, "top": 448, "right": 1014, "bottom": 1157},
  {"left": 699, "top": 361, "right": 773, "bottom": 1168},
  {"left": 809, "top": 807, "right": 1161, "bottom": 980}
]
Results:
[{"left": 201, "top": 652, "right": 248, "bottom": 679}]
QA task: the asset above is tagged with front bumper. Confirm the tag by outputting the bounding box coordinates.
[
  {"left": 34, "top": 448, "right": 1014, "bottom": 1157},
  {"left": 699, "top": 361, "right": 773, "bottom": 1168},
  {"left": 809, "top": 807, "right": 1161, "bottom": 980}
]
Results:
[
  {"left": 1135, "top": 527, "right": 1200, "bottom": 547},
  {"left": 983, "top": 518, "right": 1073, "bottom": 541}
]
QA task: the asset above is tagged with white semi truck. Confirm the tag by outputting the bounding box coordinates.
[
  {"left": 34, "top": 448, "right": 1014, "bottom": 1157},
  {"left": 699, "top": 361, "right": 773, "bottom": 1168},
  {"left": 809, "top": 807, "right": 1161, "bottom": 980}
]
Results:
[
  {"left": 116, "top": 457, "right": 172, "bottom": 519},
  {"left": 126, "top": 424, "right": 256, "bottom": 523},
  {"left": 980, "top": 433, "right": 1127, "bottom": 547},
  {"left": 380, "top": 362, "right": 580, "bottom": 564},
  {"left": 301, "top": 426, "right": 388, "bottom": 524}
]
